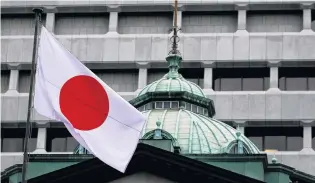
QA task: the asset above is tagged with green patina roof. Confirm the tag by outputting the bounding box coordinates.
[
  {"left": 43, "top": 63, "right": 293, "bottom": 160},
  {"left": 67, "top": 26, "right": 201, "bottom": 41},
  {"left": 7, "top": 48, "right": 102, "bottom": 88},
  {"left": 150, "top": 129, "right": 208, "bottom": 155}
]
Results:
[
  {"left": 141, "top": 109, "right": 261, "bottom": 154},
  {"left": 137, "top": 73, "right": 206, "bottom": 98},
  {"left": 137, "top": 54, "right": 205, "bottom": 98}
]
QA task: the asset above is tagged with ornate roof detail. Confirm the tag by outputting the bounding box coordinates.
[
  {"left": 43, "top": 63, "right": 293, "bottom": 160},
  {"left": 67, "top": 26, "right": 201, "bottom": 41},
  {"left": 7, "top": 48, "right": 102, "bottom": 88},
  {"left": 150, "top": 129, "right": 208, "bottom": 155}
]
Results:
[{"left": 141, "top": 109, "right": 261, "bottom": 154}]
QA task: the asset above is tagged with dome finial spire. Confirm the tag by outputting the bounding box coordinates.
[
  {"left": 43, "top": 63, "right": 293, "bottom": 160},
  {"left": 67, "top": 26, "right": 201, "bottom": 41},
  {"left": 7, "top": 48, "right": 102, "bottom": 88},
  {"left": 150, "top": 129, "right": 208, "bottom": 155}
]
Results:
[{"left": 166, "top": 0, "right": 182, "bottom": 79}]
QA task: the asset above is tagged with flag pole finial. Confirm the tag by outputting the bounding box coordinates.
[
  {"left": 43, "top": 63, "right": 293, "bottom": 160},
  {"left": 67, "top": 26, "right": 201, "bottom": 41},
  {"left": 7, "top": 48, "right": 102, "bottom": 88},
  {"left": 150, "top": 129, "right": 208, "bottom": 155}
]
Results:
[{"left": 166, "top": 0, "right": 182, "bottom": 79}]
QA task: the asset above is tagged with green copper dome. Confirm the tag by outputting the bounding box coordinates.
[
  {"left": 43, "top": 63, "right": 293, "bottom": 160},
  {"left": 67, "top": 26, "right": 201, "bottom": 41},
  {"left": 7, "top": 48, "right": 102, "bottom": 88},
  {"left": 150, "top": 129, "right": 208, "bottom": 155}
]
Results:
[
  {"left": 137, "top": 54, "right": 205, "bottom": 98},
  {"left": 141, "top": 109, "right": 260, "bottom": 154},
  {"left": 137, "top": 73, "right": 205, "bottom": 97}
]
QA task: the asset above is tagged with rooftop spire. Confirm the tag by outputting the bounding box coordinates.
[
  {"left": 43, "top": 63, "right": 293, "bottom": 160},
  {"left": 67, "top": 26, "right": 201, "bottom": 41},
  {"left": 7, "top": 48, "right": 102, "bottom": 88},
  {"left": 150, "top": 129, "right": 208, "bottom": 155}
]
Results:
[{"left": 166, "top": 0, "right": 182, "bottom": 79}]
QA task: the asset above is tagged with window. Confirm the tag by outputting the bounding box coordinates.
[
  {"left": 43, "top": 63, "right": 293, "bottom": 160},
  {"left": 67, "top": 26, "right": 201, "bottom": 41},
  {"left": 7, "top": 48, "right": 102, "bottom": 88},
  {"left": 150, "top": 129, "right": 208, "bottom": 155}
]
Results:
[
  {"left": 245, "top": 127, "right": 303, "bottom": 151},
  {"left": 180, "top": 68, "right": 204, "bottom": 88},
  {"left": 18, "top": 70, "right": 31, "bottom": 93},
  {"left": 213, "top": 68, "right": 269, "bottom": 91},
  {"left": 1, "top": 128, "right": 37, "bottom": 152},
  {"left": 1, "top": 70, "right": 10, "bottom": 93},
  {"left": 118, "top": 12, "right": 172, "bottom": 34},
  {"left": 279, "top": 67, "right": 315, "bottom": 91},
  {"left": 93, "top": 69, "right": 138, "bottom": 92},
  {"left": 148, "top": 68, "right": 204, "bottom": 88},
  {"left": 171, "top": 101, "right": 179, "bottom": 109},
  {"left": 312, "top": 127, "right": 315, "bottom": 151},
  {"left": 46, "top": 128, "right": 78, "bottom": 152}
]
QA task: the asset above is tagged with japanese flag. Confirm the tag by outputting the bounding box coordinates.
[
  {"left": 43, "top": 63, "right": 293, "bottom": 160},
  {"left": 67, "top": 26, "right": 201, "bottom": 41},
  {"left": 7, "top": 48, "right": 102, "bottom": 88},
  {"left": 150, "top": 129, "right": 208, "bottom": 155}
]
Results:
[{"left": 34, "top": 26, "right": 146, "bottom": 173}]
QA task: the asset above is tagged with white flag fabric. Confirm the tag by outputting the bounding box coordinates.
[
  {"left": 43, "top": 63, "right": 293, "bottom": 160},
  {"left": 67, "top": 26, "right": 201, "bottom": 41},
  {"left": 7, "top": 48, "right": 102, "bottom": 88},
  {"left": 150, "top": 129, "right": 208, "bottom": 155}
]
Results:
[{"left": 34, "top": 26, "right": 146, "bottom": 173}]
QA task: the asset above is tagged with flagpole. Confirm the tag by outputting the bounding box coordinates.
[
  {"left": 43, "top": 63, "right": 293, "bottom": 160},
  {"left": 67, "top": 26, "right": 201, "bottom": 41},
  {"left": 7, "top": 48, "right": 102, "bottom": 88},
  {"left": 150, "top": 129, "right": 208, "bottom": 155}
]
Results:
[{"left": 21, "top": 8, "right": 43, "bottom": 183}]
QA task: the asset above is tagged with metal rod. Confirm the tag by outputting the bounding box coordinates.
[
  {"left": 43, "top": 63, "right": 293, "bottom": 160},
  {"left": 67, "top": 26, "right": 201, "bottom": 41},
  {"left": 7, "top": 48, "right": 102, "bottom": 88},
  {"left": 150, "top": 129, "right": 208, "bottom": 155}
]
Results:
[
  {"left": 174, "top": 0, "right": 178, "bottom": 27},
  {"left": 21, "top": 8, "right": 43, "bottom": 183},
  {"left": 171, "top": 0, "right": 179, "bottom": 54}
]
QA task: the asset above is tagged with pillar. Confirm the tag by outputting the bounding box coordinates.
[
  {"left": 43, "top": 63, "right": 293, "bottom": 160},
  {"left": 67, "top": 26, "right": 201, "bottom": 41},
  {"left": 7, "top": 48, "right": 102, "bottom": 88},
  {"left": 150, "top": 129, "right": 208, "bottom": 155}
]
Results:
[
  {"left": 202, "top": 61, "right": 214, "bottom": 94},
  {"left": 136, "top": 62, "right": 150, "bottom": 93},
  {"left": 301, "top": 121, "right": 315, "bottom": 153},
  {"left": 301, "top": 3, "right": 313, "bottom": 32},
  {"left": 5, "top": 65, "right": 19, "bottom": 95},
  {"left": 107, "top": 6, "right": 121, "bottom": 34},
  {"left": 44, "top": 7, "right": 57, "bottom": 32},
  {"left": 235, "top": 4, "right": 248, "bottom": 33},
  {"left": 45, "top": 13, "right": 55, "bottom": 32},
  {"left": 34, "top": 127, "right": 47, "bottom": 153},
  {"left": 268, "top": 61, "right": 280, "bottom": 92}
]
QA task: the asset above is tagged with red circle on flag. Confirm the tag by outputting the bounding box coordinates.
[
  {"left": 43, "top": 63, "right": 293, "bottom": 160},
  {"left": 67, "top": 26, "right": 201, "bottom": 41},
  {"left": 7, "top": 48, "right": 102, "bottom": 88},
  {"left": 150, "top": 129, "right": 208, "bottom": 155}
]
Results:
[{"left": 59, "top": 75, "right": 109, "bottom": 131}]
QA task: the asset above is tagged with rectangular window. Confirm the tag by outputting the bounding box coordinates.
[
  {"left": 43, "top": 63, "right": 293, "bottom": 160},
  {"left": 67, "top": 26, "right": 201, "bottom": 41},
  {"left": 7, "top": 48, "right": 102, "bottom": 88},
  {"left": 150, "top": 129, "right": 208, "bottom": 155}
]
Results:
[
  {"left": 171, "top": 102, "right": 179, "bottom": 109},
  {"left": 213, "top": 68, "right": 270, "bottom": 91},
  {"left": 312, "top": 127, "right": 315, "bottom": 151},
  {"left": 148, "top": 68, "right": 204, "bottom": 88},
  {"left": 1, "top": 128, "right": 37, "bottom": 152},
  {"left": 164, "top": 102, "right": 171, "bottom": 109},
  {"left": 55, "top": 13, "right": 109, "bottom": 35},
  {"left": 1, "top": 70, "right": 10, "bottom": 93},
  {"left": 245, "top": 126, "right": 303, "bottom": 151},
  {"left": 118, "top": 12, "right": 172, "bottom": 34},
  {"left": 279, "top": 67, "right": 315, "bottom": 91},
  {"left": 155, "top": 102, "right": 163, "bottom": 109},
  {"left": 18, "top": 70, "right": 31, "bottom": 93},
  {"left": 93, "top": 69, "right": 138, "bottom": 92},
  {"left": 46, "top": 128, "right": 78, "bottom": 152}
]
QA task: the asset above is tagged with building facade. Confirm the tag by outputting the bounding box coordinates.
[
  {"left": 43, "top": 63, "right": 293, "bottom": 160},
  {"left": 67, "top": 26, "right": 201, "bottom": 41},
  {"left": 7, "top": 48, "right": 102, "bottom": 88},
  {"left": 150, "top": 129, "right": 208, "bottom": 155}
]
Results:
[{"left": 1, "top": 0, "right": 315, "bottom": 178}]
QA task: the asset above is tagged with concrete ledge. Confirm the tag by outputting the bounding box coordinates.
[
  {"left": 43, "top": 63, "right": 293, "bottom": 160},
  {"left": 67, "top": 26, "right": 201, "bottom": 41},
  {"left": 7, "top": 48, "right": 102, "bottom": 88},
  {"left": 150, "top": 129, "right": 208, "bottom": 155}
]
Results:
[
  {"left": 2, "top": 91, "right": 315, "bottom": 122},
  {"left": 2, "top": 32, "right": 315, "bottom": 65}
]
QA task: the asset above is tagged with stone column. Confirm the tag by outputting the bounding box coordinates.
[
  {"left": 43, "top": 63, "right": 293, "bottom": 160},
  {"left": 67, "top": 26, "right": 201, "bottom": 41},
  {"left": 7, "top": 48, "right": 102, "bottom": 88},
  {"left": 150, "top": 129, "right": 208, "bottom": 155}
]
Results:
[
  {"left": 136, "top": 62, "right": 150, "bottom": 93},
  {"left": 202, "top": 61, "right": 214, "bottom": 94},
  {"left": 301, "top": 3, "right": 313, "bottom": 32},
  {"left": 45, "top": 13, "right": 55, "bottom": 32},
  {"left": 268, "top": 61, "right": 280, "bottom": 92},
  {"left": 301, "top": 121, "right": 314, "bottom": 153},
  {"left": 34, "top": 127, "right": 47, "bottom": 153},
  {"left": 235, "top": 4, "right": 248, "bottom": 33},
  {"left": 6, "top": 64, "right": 20, "bottom": 95},
  {"left": 44, "top": 7, "right": 57, "bottom": 32},
  {"left": 108, "top": 6, "right": 120, "bottom": 34}
]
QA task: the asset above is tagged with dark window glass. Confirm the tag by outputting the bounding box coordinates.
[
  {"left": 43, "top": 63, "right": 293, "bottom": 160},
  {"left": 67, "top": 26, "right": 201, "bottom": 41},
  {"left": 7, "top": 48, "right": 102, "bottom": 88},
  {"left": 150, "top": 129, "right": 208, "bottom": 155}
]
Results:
[
  {"left": 164, "top": 102, "right": 170, "bottom": 109},
  {"left": 1, "top": 128, "right": 37, "bottom": 152},
  {"left": 248, "top": 137, "right": 263, "bottom": 151},
  {"left": 312, "top": 127, "right": 315, "bottom": 150},
  {"left": 221, "top": 78, "right": 242, "bottom": 91},
  {"left": 213, "top": 68, "right": 270, "bottom": 91},
  {"left": 192, "top": 105, "right": 197, "bottom": 113},
  {"left": 1, "top": 70, "right": 10, "bottom": 93},
  {"left": 155, "top": 102, "right": 163, "bottom": 109},
  {"left": 265, "top": 136, "right": 286, "bottom": 151},
  {"left": 245, "top": 127, "right": 303, "bottom": 151},
  {"left": 308, "top": 78, "right": 315, "bottom": 90},
  {"left": 180, "top": 68, "right": 204, "bottom": 88},
  {"left": 279, "top": 67, "right": 315, "bottom": 91},
  {"left": 46, "top": 128, "right": 78, "bottom": 152},
  {"left": 148, "top": 68, "right": 204, "bottom": 88},
  {"left": 287, "top": 137, "right": 303, "bottom": 151},
  {"left": 171, "top": 102, "right": 179, "bottom": 109}
]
